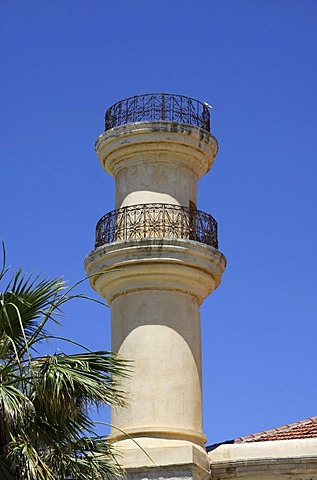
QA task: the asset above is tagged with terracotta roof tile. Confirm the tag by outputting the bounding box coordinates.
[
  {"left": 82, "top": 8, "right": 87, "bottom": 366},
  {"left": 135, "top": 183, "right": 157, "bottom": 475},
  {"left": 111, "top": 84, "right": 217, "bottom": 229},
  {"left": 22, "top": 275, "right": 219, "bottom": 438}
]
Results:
[
  {"left": 233, "top": 417, "right": 317, "bottom": 443},
  {"left": 207, "top": 417, "right": 317, "bottom": 451}
]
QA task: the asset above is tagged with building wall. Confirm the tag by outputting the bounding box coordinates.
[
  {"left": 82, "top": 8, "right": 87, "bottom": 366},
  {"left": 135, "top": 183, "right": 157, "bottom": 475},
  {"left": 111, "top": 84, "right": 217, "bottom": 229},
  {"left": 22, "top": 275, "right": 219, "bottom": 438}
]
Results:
[{"left": 208, "top": 439, "right": 317, "bottom": 480}]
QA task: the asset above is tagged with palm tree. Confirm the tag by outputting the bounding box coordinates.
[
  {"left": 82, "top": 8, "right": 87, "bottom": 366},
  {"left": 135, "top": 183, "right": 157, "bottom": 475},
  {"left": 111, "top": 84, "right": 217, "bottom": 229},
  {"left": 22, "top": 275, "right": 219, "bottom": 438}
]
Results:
[{"left": 0, "top": 248, "right": 128, "bottom": 480}]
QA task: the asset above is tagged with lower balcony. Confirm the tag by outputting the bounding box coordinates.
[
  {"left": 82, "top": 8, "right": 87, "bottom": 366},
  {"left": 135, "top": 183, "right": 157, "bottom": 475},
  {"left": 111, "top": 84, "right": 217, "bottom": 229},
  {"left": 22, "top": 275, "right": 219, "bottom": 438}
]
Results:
[{"left": 95, "top": 203, "right": 218, "bottom": 249}]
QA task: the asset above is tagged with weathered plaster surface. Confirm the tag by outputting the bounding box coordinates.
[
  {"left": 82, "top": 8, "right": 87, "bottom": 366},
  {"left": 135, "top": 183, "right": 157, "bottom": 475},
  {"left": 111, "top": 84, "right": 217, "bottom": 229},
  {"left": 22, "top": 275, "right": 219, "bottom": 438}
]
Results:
[
  {"left": 95, "top": 121, "right": 218, "bottom": 209},
  {"left": 86, "top": 120, "right": 223, "bottom": 473},
  {"left": 208, "top": 439, "right": 317, "bottom": 479}
]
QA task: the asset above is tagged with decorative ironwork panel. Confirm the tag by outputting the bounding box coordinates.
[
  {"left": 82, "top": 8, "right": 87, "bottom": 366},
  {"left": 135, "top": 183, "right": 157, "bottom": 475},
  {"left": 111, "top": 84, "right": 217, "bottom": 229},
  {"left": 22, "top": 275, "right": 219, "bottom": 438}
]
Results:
[
  {"left": 95, "top": 203, "right": 218, "bottom": 249},
  {"left": 104, "top": 93, "right": 211, "bottom": 132}
]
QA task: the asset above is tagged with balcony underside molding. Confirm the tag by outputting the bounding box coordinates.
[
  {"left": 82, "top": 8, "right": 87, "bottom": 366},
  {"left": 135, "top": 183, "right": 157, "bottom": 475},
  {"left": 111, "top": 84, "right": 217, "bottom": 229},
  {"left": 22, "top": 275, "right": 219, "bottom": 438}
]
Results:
[
  {"left": 85, "top": 238, "right": 226, "bottom": 305},
  {"left": 95, "top": 121, "right": 218, "bottom": 179}
]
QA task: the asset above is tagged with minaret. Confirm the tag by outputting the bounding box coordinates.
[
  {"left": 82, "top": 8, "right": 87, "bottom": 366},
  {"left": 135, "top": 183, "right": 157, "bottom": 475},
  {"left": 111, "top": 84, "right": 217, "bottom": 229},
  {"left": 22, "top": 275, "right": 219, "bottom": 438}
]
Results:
[{"left": 85, "top": 93, "right": 226, "bottom": 479}]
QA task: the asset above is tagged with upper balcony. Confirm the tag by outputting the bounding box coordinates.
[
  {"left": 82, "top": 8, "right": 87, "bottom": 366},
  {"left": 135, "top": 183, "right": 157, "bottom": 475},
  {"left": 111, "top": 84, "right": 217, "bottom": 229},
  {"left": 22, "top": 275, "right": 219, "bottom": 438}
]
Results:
[
  {"left": 104, "top": 93, "right": 211, "bottom": 132},
  {"left": 95, "top": 203, "right": 218, "bottom": 250}
]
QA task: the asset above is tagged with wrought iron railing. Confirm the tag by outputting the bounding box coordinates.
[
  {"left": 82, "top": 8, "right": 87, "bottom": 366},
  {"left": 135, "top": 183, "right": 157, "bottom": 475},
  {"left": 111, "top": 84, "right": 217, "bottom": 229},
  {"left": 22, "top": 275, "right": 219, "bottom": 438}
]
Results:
[
  {"left": 95, "top": 203, "right": 218, "bottom": 249},
  {"left": 104, "top": 93, "right": 211, "bottom": 132}
]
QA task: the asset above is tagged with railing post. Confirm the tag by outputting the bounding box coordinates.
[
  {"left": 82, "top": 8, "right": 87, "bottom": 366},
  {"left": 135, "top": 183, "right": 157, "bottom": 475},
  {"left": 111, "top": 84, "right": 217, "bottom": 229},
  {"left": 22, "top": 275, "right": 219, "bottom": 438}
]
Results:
[
  {"left": 142, "top": 94, "right": 145, "bottom": 118},
  {"left": 123, "top": 206, "right": 127, "bottom": 240},
  {"left": 161, "top": 93, "right": 165, "bottom": 121},
  {"left": 202, "top": 105, "right": 210, "bottom": 131},
  {"left": 180, "top": 95, "right": 183, "bottom": 123},
  {"left": 133, "top": 96, "right": 137, "bottom": 123},
  {"left": 188, "top": 98, "right": 192, "bottom": 125},
  {"left": 125, "top": 99, "right": 129, "bottom": 124},
  {"left": 143, "top": 204, "right": 146, "bottom": 238}
]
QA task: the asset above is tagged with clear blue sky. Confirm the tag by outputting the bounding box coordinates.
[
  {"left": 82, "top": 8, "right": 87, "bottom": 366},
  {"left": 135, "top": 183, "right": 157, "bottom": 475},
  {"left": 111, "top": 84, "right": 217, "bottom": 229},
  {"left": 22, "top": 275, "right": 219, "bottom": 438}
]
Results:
[{"left": 1, "top": 0, "right": 317, "bottom": 445}]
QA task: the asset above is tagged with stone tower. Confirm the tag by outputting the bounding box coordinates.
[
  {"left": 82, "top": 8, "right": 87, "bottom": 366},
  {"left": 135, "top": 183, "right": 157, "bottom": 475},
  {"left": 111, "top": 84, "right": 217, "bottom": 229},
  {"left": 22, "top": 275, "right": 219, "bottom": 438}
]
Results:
[{"left": 85, "top": 93, "right": 226, "bottom": 480}]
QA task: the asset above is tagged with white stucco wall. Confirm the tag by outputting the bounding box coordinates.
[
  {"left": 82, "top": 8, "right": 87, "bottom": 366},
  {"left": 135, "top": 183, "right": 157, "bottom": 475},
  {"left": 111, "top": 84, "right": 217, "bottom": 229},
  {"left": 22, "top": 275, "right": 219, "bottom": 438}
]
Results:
[{"left": 208, "top": 438, "right": 317, "bottom": 479}]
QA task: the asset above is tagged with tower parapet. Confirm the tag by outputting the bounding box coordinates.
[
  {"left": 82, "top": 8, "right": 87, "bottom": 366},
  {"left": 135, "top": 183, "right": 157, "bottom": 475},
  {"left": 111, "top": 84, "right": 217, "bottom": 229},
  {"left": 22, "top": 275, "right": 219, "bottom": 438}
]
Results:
[
  {"left": 104, "top": 93, "right": 212, "bottom": 132},
  {"left": 85, "top": 93, "right": 226, "bottom": 478}
]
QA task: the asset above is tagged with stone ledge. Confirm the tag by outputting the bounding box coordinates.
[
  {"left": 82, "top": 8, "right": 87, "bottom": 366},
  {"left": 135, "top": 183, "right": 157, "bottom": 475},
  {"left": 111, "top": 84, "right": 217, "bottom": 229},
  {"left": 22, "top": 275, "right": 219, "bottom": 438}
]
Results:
[
  {"left": 85, "top": 237, "right": 226, "bottom": 304},
  {"left": 113, "top": 442, "right": 210, "bottom": 472},
  {"left": 95, "top": 121, "right": 218, "bottom": 179}
]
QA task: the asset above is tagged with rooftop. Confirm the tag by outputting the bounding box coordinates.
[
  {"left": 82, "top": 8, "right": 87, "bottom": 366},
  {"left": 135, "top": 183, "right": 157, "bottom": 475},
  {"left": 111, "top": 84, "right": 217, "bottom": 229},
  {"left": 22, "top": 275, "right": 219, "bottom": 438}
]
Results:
[
  {"left": 234, "top": 416, "right": 317, "bottom": 443},
  {"left": 207, "top": 417, "right": 317, "bottom": 451}
]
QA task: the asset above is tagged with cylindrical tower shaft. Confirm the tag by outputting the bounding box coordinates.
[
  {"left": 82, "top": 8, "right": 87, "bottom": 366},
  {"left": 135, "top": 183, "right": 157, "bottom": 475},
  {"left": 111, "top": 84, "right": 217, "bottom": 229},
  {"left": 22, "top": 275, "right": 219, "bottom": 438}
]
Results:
[
  {"left": 95, "top": 120, "right": 218, "bottom": 210},
  {"left": 85, "top": 93, "right": 226, "bottom": 473},
  {"left": 111, "top": 290, "right": 203, "bottom": 441}
]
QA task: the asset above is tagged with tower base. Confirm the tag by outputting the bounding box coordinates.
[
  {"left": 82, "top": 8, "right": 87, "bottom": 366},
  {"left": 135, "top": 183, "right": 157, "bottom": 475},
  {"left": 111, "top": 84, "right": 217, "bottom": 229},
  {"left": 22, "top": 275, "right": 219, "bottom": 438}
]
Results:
[
  {"left": 124, "top": 463, "right": 210, "bottom": 480},
  {"left": 114, "top": 441, "right": 210, "bottom": 480}
]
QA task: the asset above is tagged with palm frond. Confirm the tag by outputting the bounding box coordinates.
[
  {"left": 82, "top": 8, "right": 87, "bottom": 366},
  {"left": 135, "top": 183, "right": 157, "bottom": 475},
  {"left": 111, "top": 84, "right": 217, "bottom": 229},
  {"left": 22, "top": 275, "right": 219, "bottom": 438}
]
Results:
[
  {"left": 43, "top": 436, "right": 124, "bottom": 480},
  {"left": 30, "top": 352, "right": 129, "bottom": 429},
  {"left": 0, "top": 456, "right": 14, "bottom": 480},
  {"left": 0, "top": 271, "right": 65, "bottom": 357},
  {"left": 0, "top": 254, "right": 129, "bottom": 479},
  {"left": 0, "top": 242, "right": 9, "bottom": 282},
  {"left": 7, "top": 436, "right": 55, "bottom": 480}
]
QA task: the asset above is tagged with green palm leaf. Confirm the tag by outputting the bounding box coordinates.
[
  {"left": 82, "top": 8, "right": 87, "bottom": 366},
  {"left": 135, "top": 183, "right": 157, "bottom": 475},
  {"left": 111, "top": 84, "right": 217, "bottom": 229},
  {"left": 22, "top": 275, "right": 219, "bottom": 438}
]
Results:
[{"left": 0, "top": 249, "right": 129, "bottom": 479}]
